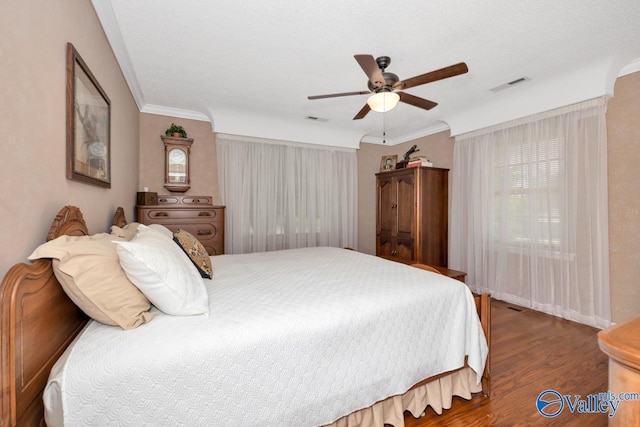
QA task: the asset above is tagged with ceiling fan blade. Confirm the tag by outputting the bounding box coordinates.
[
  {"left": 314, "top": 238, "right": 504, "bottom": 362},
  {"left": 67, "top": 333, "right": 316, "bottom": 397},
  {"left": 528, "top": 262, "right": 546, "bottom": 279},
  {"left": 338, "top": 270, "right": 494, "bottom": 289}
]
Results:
[
  {"left": 353, "top": 103, "right": 371, "bottom": 120},
  {"left": 354, "top": 54, "right": 385, "bottom": 89},
  {"left": 308, "top": 91, "right": 370, "bottom": 100},
  {"left": 398, "top": 92, "right": 438, "bottom": 110},
  {"left": 395, "top": 62, "right": 468, "bottom": 90}
]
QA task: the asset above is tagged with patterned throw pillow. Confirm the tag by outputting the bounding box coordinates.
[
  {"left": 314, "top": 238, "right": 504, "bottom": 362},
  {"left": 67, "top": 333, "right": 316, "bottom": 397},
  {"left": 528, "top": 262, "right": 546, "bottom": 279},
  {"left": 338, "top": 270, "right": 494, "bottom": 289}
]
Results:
[{"left": 173, "top": 229, "right": 213, "bottom": 279}]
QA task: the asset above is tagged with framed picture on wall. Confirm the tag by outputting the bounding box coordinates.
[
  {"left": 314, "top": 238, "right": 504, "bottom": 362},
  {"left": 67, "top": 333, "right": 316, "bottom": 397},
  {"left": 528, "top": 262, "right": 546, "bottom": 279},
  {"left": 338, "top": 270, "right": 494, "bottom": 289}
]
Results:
[
  {"left": 66, "top": 42, "right": 111, "bottom": 188},
  {"left": 380, "top": 155, "right": 397, "bottom": 172}
]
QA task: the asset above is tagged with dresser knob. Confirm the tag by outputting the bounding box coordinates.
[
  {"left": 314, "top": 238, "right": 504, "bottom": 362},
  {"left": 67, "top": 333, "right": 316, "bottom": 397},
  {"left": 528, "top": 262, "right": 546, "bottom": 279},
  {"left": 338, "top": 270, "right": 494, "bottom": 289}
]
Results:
[
  {"left": 154, "top": 212, "right": 168, "bottom": 217},
  {"left": 198, "top": 212, "right": 211, "bottom": 216},
  {"left": 197, "top": 229, "right": 212, "bottom": 235}
]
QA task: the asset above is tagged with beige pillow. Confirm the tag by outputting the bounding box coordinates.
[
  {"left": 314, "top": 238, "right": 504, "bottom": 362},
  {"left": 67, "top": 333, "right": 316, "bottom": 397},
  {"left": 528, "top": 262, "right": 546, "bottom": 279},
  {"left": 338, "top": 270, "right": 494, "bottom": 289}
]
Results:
[
  {"left": 110, "top": 223, "right": 141, "bottom": 241},
  {"left": 111, "top": 223, "right": 174, "bottom": 240},
  {"left": 28, "top": 233, "right": 155, "bottom": 329}
]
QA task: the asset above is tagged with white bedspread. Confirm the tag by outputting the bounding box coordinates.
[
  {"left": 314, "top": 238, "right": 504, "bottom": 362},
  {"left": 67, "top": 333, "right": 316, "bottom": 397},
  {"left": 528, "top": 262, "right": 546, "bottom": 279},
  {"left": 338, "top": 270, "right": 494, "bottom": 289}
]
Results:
[{"left": 44, "top": 247, "right": 487, "bottom": 427}]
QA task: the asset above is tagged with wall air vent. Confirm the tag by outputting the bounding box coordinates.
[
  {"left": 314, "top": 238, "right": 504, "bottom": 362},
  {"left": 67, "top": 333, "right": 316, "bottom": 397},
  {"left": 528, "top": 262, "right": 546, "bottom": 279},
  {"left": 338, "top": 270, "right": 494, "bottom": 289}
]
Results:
[
  {"left": 489, "top": 76, "right": 531, "bottom": 92},
  {"left": 305, "top": 116, "right": 329, "bottom": 122}
]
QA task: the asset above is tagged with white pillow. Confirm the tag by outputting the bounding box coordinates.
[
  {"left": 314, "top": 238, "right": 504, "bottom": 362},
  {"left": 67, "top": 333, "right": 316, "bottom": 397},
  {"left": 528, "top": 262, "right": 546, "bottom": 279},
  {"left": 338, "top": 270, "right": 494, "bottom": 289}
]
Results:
[
  {"left": 112, "top": 223, "right": 174, "bottom": 241},
  {"left": 115, "top": 226, "right": 209, "bottom": 316},
  {"left": 147, "top": 223, "right": 174, "bottom": 239}
]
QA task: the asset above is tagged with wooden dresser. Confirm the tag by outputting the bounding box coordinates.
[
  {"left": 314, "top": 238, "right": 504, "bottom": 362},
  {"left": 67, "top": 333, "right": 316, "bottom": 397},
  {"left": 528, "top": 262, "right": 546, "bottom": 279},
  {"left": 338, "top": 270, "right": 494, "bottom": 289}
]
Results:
[
  {"left": 598, "top": 316, "right": 640, "bottom": 426},
  {"left": 376, "top": 166, "right": 448, "bottom": 266},
  {"left": 137, "top": 195, "right": 225, "bottom": 256}
]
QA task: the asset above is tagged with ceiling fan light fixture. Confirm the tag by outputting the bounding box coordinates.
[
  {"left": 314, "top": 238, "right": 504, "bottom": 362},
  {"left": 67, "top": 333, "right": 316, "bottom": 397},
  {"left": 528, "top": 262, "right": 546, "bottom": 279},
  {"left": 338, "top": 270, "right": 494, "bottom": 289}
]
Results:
[{"left": 367, "top": 91, "right": 400, "bottom": 112}]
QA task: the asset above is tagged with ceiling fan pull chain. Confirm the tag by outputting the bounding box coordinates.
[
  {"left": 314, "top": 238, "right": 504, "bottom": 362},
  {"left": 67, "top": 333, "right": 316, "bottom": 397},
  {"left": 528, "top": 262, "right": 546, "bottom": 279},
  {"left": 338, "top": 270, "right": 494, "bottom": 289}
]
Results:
[{"left": 383, "top": 111, "right": 386, "bottom": 144}]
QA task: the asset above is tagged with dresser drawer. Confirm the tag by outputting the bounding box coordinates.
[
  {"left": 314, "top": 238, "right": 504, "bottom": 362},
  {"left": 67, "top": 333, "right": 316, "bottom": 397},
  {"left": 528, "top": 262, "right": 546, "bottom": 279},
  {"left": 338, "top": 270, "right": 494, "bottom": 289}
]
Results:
[
  {"left": 140, "top": 207, "right": 221, "bottom": 221},
  {"left": 161, "top": 223, "right": 221, "bottom": 242},
  {"left": 156, "top": 195, "right": 212, "bottom": 205},
  {"left": 189, "top": 230, "right": 223, "bottom": 255},
  {"left": 159, "top": 223, "right": 223, "bottom": 255}
]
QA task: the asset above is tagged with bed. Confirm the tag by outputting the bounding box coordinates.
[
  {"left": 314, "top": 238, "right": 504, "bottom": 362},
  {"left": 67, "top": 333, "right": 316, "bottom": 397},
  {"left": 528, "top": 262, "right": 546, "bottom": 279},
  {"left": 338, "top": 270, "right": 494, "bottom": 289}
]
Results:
[{"left": 0, "top": 205, "right": 490, "bottom": 427}]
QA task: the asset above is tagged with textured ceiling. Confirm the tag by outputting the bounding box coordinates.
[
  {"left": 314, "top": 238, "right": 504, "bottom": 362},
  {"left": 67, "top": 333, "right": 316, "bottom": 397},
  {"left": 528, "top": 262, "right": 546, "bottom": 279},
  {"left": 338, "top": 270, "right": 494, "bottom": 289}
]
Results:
[{"left": 93, "top": 0, "right": 640, "bottom": 147}]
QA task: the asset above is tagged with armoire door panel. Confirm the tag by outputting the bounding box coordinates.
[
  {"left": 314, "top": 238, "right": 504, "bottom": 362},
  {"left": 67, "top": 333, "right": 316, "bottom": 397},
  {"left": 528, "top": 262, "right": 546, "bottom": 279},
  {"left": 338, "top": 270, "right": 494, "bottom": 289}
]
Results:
[
  {"left": 395, "top": 173, "right": 416, "bottom": 238},
  {"left": 376, "top": 236, "right": 394, "bottom": 258},
  {"left": 396, "top": 239, "right": 415, "bottom": 262},
  {"left": 377, "top": 176, "right": 394, "bottom": 235}
]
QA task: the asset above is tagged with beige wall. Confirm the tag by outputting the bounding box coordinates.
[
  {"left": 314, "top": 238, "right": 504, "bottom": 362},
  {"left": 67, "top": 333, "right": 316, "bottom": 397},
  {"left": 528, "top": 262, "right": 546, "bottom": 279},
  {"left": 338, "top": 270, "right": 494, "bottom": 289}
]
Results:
[
  {"left": 357, "top": 72, "right": 640, "bottom": 323},
  {"left": 357, "top": 131, "right": 454, "bottom": 255},
  {"left": 0, "top": 1, "right": 140, "bottom": 279},
  {"left": 1, "top": 0, "right": 636, "bottom": 321},
  {"left": 139, "top": 114, "right": 219, "bottom": 203},
  {"left": 606, "top": 72, "right": 640, "bottom": 323}
]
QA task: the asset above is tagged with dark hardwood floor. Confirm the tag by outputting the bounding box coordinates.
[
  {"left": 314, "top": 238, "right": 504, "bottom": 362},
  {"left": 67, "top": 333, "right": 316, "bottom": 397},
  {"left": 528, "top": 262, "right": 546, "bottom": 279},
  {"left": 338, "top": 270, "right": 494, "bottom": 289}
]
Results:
[{"left": 404, "top": 299, "right": 609, "bottom": 426}]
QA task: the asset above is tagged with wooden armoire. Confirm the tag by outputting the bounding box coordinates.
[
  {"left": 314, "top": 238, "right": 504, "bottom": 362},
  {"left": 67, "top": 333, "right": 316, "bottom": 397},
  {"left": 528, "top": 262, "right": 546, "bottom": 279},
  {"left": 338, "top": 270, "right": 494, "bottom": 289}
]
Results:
[{"left": 376, "top": 166, "right": 449, "bottom": 266}]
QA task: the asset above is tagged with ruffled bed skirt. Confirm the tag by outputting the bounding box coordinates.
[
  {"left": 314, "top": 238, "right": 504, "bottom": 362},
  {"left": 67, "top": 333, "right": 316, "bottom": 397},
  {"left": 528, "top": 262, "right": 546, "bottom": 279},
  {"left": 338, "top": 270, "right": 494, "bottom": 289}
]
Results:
[{"left": 325, "top": 367, "right": 481, "bottom": 427}]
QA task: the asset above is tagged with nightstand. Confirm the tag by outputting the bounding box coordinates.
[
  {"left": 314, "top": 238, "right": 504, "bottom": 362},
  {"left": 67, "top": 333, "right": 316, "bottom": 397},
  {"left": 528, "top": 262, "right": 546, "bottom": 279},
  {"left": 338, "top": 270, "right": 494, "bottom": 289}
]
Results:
[{"left": 430, "top": 266, "right": 467, "bottom": 283}]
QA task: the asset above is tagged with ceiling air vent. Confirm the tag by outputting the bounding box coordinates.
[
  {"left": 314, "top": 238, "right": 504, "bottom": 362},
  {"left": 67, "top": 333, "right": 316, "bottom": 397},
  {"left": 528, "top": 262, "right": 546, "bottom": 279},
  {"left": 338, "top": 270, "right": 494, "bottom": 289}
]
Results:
[
  {"left": 305, "top": 116, "right": 329, "bottom": 122},
  {"left": 490, "top": 76, "right": 531, "bottom": 92}
]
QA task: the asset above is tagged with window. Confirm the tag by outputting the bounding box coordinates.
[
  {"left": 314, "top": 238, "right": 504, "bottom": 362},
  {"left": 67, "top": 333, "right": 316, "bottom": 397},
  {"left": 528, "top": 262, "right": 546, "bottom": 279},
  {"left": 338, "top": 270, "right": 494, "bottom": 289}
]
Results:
[
  {"left": 450, "top": 98, "right": 610, "bottom": 328},
  {"left": 216, "top": 135, "right": 357, "bottom": 253},
  {"left": 494, "top": 137, "right": 565, "bottom": 251}
]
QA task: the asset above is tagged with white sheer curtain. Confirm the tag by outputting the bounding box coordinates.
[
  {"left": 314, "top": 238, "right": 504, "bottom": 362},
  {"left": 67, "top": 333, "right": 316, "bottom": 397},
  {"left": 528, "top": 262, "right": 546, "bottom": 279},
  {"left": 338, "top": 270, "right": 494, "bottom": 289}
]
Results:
[
  {"left": 450, "top": 98, "right": 611, "bottom": 328},
  {"left": 216, "top": 134, "right": 358, "bottom": 254}
]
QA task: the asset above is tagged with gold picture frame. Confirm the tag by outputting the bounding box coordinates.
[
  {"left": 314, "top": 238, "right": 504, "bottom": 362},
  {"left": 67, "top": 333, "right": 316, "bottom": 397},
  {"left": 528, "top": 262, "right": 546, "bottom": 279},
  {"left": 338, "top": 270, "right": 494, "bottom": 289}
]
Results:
[
  {"left": 380, "top": 155, "right": 397, "bottom": 172},
  {"left": 66, "top": 43, "right": 111, "bottom": 187}
]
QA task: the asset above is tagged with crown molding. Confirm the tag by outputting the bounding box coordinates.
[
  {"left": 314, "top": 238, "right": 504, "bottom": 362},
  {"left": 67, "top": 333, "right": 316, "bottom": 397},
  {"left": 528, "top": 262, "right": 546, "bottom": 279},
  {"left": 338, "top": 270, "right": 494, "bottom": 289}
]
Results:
[
  {"left": 360, "top": 122, "right": 450, "bottom": 145},
  {"left": 141, "top": 104, "right": 211, "bottom": 122},
  {"left": 91, "top": 1, "right": 145, "bottom": 110},
  {"left": 618, "top": 58, "right": 640, "bottom": 77}
]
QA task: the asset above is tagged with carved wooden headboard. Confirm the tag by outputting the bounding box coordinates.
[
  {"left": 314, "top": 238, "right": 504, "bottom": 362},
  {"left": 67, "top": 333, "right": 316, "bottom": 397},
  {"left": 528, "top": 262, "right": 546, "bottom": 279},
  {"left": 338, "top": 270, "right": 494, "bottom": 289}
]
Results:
[
  {"left": 112, "top": 206, "right": 127, "bottom": 228},
  {"left": 0, "top": 206, "right": 125, "bottom": 426}
]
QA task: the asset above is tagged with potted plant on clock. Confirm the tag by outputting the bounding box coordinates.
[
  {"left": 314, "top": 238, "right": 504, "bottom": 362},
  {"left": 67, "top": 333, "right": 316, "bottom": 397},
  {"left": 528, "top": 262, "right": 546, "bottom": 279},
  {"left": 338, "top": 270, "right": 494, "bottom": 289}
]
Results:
[{"left": 165, "top": 123, "right": 187, "bottom": 138}]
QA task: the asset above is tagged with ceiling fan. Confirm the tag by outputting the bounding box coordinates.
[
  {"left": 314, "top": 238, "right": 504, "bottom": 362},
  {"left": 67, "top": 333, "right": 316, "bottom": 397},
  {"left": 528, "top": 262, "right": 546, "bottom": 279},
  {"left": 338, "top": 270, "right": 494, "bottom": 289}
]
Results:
[{"left": 308, "top": 55, "right": 468, "bottom": 120}]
